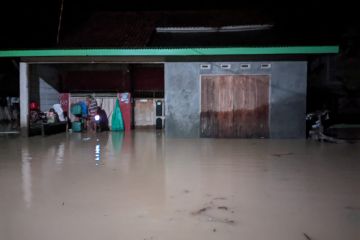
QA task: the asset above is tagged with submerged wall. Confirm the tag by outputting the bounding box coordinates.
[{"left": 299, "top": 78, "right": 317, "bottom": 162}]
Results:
[{"left": 165, "top": 61, "right": 307, "bottom": 138}]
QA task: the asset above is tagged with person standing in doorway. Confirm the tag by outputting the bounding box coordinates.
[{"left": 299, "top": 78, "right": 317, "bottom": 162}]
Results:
[
  {"left": 86, "top": 95, "right": 98, "bottom": 131},
  {"left": 96, "top": 106, "right": 109, "bottom": 132}
]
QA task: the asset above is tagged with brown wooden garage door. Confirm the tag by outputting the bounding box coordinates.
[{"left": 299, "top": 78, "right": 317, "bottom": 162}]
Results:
[{"left": 200, "top": 75, "right": 269, "bottom": 138}]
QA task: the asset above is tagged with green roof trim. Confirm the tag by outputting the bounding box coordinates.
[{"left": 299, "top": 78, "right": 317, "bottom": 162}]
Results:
[{"left": 0, "top": 46, "right": 339, "bottom": 57}]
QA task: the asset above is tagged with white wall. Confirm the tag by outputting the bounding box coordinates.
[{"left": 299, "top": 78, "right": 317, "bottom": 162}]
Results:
[
  {"left": 39, "top": 78, "right": 59, "bottom": 112},
  {"left": 20, "top": 63, "right": 29, "bottom": 135}
]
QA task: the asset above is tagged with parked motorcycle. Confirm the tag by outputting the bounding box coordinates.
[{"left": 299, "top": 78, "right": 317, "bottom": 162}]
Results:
[{"left": 306, "top": 109, "right": 344, "bottom": 143}]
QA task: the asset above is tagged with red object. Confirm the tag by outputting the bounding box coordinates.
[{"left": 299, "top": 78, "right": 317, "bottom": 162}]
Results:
[
  {"left": 59, "top": 93, "right": 70, "bottom": 112},
  {"left": 118, "top": 92, "right": 132, "bottom": 132},
  {"left": 29, "top": 102, "right": 39, "bottom": 110}
]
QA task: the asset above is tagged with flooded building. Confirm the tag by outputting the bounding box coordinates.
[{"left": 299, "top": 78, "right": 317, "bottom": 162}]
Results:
[
  {"left": 0, "top": 11, "right": 339, "bottom": 138},
  {"left": 0, "top": 8, "right": 359, "bottom": 240},
  {"left": 1, "top": 47, "right": 338, "bottom": 138}
]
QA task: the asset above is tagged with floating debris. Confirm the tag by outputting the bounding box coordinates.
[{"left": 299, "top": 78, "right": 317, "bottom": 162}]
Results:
[
  {"left": 191, "top": 207, "right": 211, "bottom": 215},
  {"left": 62, "top": 202, "right": 64, "bottom": 206},
  {"left": 209, "top": 217, "right": 235, "bottom": 225},
  {"left": 213, "top": 228, "right": 216, "bottom": 232},
  {"left": 218, "top": 206, "right": 228, "bottom": 211},
  {"left": 213, "top": 197, "right": 227, "bottom": 200},
  {"left": 191, "top": 206, "right": 236, "bottom": 225},
  {"left": 223, "top": 219, "right": 235, "bottom": 224},
  {"left": 303, "top": 233, "right": 312, "bottom": 240},
  {"left": 272, "top": 152, "right": 294, "bottom": 157},
  {"left": 183, "top": 190, "right": 190, "bottom": 194}
]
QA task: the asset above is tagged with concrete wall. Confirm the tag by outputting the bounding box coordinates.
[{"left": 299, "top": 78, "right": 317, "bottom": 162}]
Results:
[
  {"left": 29, "top": 65, "right": 61, "bottom": 112},
  {"left": 20, "top": 63, "right": 29, "bottom": 135},
  {"left": 165, "top": 61, "right": 307, "bottom": 138},
  {"left": 29, "top": 66, "right": 40, "bottom": 105},
  {"left": 269, "top": 62, "right": 307, "bottom": 138},
  {"left": 165, "top": 63, "right": 200, "bottom": 137},
  {"left": 39, "top": 78, "right": 59, "bottom": 112}
]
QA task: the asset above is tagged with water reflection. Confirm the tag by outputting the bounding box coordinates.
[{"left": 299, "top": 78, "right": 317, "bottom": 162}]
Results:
[
  {"left": 111, "top": 132, "right": 124, "bottom": 154},
  {"left": 21, "top": 145, "right": 32, "bottom": 208},
  {"left": 55, "top": 142, "right": 65, "bottom": 170},
  {"left": 95, "top": 139, "right": 101, "bottom": 165}
]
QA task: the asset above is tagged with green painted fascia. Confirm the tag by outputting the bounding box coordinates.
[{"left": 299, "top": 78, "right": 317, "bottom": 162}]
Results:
[{"left": 0, "top": 46, "right": 339, "bottom": 58}]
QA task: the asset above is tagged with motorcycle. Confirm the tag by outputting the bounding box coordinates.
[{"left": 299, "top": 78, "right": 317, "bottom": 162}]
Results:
[{"left": 306, "top": 109, "right": 344, "bottom": 143}]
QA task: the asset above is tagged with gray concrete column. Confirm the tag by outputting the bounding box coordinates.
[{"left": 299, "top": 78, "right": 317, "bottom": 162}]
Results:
[{"left": 20, "top": 62, "right": 29, "bottom": 136}]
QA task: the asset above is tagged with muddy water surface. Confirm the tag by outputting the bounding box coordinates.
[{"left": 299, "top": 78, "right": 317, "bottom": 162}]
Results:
[{"left": 0, "top": 131, "right": 359, "bottom": 240}]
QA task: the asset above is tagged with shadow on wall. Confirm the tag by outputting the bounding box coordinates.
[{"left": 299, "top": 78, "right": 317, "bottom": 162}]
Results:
[{"left": 270, "top": 93, "right": 306, "bottom": 138}]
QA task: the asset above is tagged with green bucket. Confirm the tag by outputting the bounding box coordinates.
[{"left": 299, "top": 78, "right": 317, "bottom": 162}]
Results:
[
  {"left": 71, "top": 104, "right": 82, "bottom": 115},
  {"left": 72, "top": 121, "right": 82, "bottom": 132}
]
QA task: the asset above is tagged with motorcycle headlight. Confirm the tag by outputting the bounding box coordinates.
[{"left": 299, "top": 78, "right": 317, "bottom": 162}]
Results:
[{"left": 95, "top": 115, "right": 100, "bottom": 121}]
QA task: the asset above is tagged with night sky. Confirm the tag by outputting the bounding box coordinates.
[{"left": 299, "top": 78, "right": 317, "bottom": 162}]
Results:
[
  {"left": 0, "top": 1, "right": 358, "bottom": 49},
  {"left": 0, "top": 0, "right": 359, "bottom": 106}
]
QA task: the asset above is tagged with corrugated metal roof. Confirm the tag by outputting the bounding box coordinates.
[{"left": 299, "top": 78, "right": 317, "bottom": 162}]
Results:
[{"left": 0, "top": 46, "right": 339, "bottom": 58}]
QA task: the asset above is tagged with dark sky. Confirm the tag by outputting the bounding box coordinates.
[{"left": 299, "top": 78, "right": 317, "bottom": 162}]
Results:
[{"left": 0, "top": 1, "right": 358, "bottom": 49}]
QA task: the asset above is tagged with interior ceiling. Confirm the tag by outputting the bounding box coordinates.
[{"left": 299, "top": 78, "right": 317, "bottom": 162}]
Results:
[
  {"left": 37, "top": 63, "right": 165, "bottom": 93},
  {"left": 50, "top": 63, "right": 163, "bottom": 72}
]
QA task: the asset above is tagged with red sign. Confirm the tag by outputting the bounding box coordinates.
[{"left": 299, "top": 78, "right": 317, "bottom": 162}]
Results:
[
  {"left": 59, "top": 93, "right": 69, "bottom": 112},
  {"left": 118, "top": 92, "right": 132, "bottom": 132}
]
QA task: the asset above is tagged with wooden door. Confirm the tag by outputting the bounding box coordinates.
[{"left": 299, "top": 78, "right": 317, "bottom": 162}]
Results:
[
  {"left": 134, "top": 99, "right": 155, "bottom": 126},
  {"left": 200, "top": 75, "right": 269, "bottom": 138}
]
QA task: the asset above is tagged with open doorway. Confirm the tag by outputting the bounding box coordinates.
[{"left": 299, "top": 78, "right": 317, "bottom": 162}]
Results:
[
  {"left": 130, "top": 64, "right": 164, "bottom": 129},
  {"left": 27, "top": 63, "right": 164, "bottom": 136}
]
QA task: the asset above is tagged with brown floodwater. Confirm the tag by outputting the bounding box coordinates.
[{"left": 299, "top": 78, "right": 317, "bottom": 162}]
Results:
[{"left": 0, "top": 130, "right": 359, "bottom": 240}]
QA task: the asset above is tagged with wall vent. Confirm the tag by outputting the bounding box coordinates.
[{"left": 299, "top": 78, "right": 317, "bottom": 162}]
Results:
[
  {"left": 240, "top": 64, "right": 250, "bottom": 69},
  {"left": 261, "top": 63, "right": 271, "bottom": 69},
  {"left": 220, "top": 64, "right": 231, "bottom": 69},
  {"left": 200, "top": 64, "right": 211, "bottom": 70}
]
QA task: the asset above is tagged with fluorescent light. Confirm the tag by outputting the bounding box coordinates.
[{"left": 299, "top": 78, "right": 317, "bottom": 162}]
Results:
[{"left": 156, "top": 24, "right": 273, "bottom": 33}]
